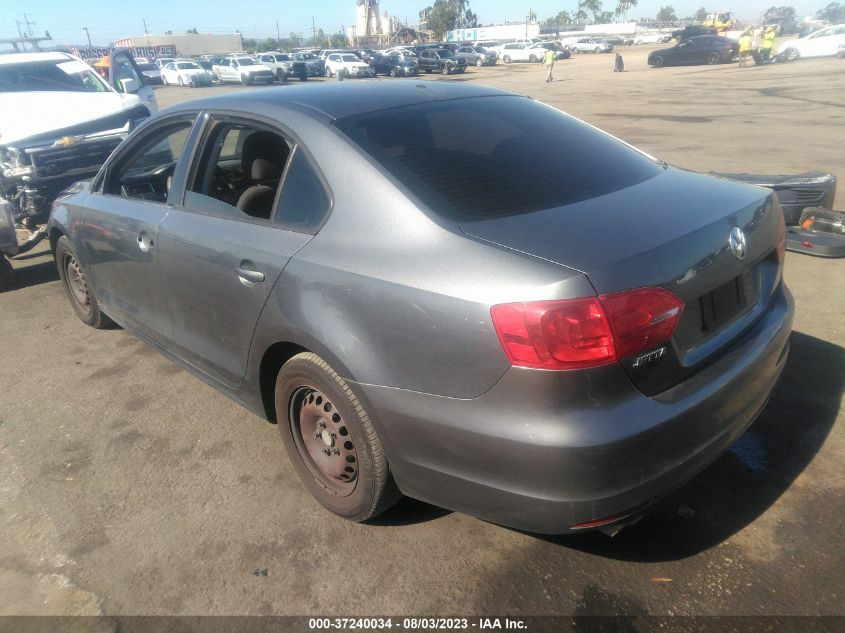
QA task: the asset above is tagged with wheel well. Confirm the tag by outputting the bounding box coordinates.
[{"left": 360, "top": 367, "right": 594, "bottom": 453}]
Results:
[
  {"left": 48, "top": 227, "right": 64, "bottom": 255},
  {"left": 259, "top": 341, "right": 308, "bottom": 422}
]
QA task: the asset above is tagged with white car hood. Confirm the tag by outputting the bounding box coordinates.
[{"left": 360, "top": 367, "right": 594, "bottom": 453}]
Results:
[{"left": 0, "top": 91, "right": 143, "bottom": 146}]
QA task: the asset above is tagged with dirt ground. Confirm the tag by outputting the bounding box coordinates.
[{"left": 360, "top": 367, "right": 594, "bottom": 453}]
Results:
[{"left": 1, "top": 44, "right": 843, "bottom": 619}]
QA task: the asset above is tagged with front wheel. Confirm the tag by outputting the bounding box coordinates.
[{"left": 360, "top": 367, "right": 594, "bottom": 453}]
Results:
[
  {"left": 476, "top": 58, "right": 484, "bottom": 67},
  {"left": 55, "top": 236, "right": 112, "bottom": 329},
  {"left": 389, "top": 67, "right": 398, "bottom": 77},
  {"left": 651, "top": 55, "right": 665, "bottom": 68},
  {"left": 595, "top": 47, "right": 601, "bottom": 54},
  {"left": 161, "top": 75, "right": 168, "bottom": 86},
  {"left": 275, "top": 352, "right": 402, "bottom": 522},
  {"left": 529, "top": 55, "right": 537, "bottom": 63},
  {"left": 299, "top": 74, "right": 308, "bottom": 81},
  {"left": 706, "top": 51, "right": 721, "bottom": 65},
  {"left": 503, "top": 55, "right": 511, "bottom": 64},
  {"left": 325, "top": 67, "right": 333, "bottom": 77},
  {"left": 783, "top": 48, "right": 800, "bottom": 62},
  {"left": 241, "top": 74, "right": 250, "bottom": 85},
  {"left": 441, "top": 65, "right": 450, "bottom": 75}
]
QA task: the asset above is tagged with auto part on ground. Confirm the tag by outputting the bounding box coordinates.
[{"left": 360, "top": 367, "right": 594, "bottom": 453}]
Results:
[
  {"left": 710, "top": 171, "right": 837, "bottom": 225},
  {"left": 785, "top": 208, "right": 845, "bottom": 258}
]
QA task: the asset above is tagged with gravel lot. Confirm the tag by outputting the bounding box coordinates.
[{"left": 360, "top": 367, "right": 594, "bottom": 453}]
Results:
[{"left": 1, "top": 44, "right": 843, "bottom": 618}]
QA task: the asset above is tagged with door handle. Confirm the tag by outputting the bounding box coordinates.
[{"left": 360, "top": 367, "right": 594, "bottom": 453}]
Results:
[{"left": 235, "top": 265, "right": 265, "bottom": 285}]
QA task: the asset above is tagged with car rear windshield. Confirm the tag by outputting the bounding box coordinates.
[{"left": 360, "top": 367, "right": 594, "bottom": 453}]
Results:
[{"left": 334, "top": 95, "right": 662, "bottom": 221}]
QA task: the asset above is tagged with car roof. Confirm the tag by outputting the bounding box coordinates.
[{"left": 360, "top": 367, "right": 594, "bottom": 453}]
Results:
[
  {"left": 0, "top": 52, "right": 75, "bottom": 65},
  {"left": 166, "top": 81, "right": 513, "bottom": 121}
]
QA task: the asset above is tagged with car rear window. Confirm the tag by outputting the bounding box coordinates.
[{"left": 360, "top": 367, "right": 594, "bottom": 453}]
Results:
[{"left": 334, "top": 95, "right": 662, "bottom": 221}]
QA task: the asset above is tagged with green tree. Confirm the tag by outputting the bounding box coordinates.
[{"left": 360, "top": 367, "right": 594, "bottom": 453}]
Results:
[
  {"left": 330, "top": 31, "right": 348, "bottom": 47},
  {"left": 544, "top": 10, "right": 573, "bottom": 26},
  {"left": 763, "top": 6, "right": 796, "bottom": 22},
  {"left": 419, "top": 0, "right": 478, "bottom": 39},
  {"left": 817, "top": 2, "right": 845, "bottom": 22},
  {"left": 576, "top": 0, "right": 605, "bottom": 23},
  {"left": 694, "top": 7, "right": 708, "bottom": 20},
  {"left": 656, "top": 5, "right": 677, "bottom": 21},
  {"left": 615, "top": 0, "right": 638, "bottom": 21}
]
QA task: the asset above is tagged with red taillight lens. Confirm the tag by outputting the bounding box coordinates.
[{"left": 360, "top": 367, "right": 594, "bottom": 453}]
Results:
[
  {"left": 491, "top": 288, "right": 684, "bottom": 370},
  {"left": 599, "top": 288, "right": 684, "bottom": 359},
  {"left": 490, "top": 298, "right": 615, "bottom": 369}
]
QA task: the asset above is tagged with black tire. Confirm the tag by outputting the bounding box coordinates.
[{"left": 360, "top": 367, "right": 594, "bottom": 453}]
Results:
[
  {"left": 529, "top": 54, "right": 537, "bottom": 63},
  {"left": 389, "top": 67, "right": 398, "bottom": 77},
  {"left": 299, "top": 74, "right": 308, "bottom": 81},
  {"left": 424, "top": 67, "right": 432, "bottom": 73},
  {"left": 55, "top": 236, "right": 112, "bottom": 329},
  {"left": 277, "top": 69, "right": 285, "bottom": 82},
  {"left": 441, "top": 65, "right": 450, "bottom": 75},
  {"left": 503, "top": 55, "right": 511, "bottom": 64},
  {"left": 706, "top": 51, "right": 721, "bottom": 65},
  {"left": 0, "top": 255, "right": 13, "bottom": 292},
  {"left": 241, "top": 74, "right": 250, "bottom": 85},
  {"left": 161, "top": 75, "right": 168, "bottom": 86},
  {"left": 784, "top": 47, "right": 800, "bottom": 61},
  {"left": 595, "top": 47, "right": 601, "bottom": 54},
  {"left": 325, "top": 67, "right": 332, "bottom": 77},
  {"left": 275, "top": 352, "right": 402, "bottom": 522},
  {"left": 457, "top": 67, "right": 465, "bottom": 73},
  {"left": 476, "top": 57, "right": 483, "bottom": 67},
  {"left": 652, "top": 55, "right": 665, "bottom": 68}
]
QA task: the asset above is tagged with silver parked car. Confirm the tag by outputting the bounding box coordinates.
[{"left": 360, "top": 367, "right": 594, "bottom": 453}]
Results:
[
  {"left": 454, "top": 45, "right": 498, "bottom": 66},
  {"left": 48, "top": 83, "right": 793, "bottom": 534}
]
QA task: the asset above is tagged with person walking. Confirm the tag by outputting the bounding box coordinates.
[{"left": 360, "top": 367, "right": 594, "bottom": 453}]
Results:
[
  {"left": 760, "top": 26, "right": 777, "bottom": 61},
  {"left": 543, "top": 48, "right": 556, "bottom": 82},
  {"left": 738, "top": 29, "right": 753, "bottom": 67}
]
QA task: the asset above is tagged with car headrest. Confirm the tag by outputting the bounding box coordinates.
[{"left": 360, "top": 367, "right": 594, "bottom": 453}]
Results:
[
  {"left": 242, "top": 130, "right": 288, "bottom": 174},
  {"left": 252, "top": 158, "right": 281, "bottom": 181}
]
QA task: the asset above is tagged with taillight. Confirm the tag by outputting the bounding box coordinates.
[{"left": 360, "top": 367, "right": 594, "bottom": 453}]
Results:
[
  {"left": 491, "top": 288, "right": 684, "bottom": 370},
  {"left": 599, "top": 288, "right": 684, "bottom": 359}
]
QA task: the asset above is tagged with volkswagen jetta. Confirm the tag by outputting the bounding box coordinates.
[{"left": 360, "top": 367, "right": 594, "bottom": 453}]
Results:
[{"left": 48, "top": 83, "right": 793, "bottom": 534}]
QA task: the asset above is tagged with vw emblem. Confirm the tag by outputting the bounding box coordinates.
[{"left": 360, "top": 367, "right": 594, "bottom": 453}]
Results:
[{"left": 729, "top": 226, "right": 747, "bottom": 261}]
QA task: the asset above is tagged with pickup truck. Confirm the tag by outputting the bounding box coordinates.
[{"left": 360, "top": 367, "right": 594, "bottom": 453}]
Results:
[
  {"left": 257, "top": 52, "right": 308, "bottom": 81},
  {"left": 213, "top": 56, "right": 274, "bottom": 85},
  {"left": 417, "top": 48, "right": 467, "bottom": 74}
]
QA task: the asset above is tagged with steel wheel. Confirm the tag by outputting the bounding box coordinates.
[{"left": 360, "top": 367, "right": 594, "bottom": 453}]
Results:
[
  {"left": 290, "top": 386, "right": 358, "bottom": 496},
  {"left": 64, "top": 253, "right": 91, "bottom": 317}
]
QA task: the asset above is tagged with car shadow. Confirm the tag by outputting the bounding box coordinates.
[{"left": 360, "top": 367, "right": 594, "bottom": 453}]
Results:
[
  {"left": 367, "top": 496, "right": 452, "bottom": 527},
  {"left": 7, "top": 258, "right": 59, "bottom": 290},
  {"left": 530, "top": 330, "right": 843, "bottom": 562}
]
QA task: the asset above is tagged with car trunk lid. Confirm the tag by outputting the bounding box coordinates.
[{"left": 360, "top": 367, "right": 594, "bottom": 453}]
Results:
[{"left": 461, "top": 168, "right": 784, "bottom": 395}]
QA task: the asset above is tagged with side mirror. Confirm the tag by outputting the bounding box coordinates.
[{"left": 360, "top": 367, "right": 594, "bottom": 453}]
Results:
[{"left": 120, "top": 77, "right": 140, "bottom": 94}]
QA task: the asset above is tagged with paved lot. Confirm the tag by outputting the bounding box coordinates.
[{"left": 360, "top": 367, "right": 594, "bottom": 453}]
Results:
[{"left": 1, "top": 45, "right": 843, "bottom": 617}]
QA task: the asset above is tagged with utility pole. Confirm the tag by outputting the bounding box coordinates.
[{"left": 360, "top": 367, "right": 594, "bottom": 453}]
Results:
[
  {"left": 143, "top": 18, "right": 148, "bottom": 34},
  {"left": 21, "top": 13, "right": 35, "bottom": 37},
  {"left": 83, "top": 26, "right": 92, "bottom": 48},
  {"left": 276, "top": 19, "right": 281, "bottom": 49},
  {"left": 311, "top": 16, "right": 317, "bottom": 46}
]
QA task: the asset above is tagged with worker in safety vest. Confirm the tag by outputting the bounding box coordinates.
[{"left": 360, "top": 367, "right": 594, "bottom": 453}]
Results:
[
  {"left": 738, "top": 30, "right": 753, "bottom": 67},
  {"left": 760, "top": 26, "right": 776, "bottom": 61},
  {"left": 543, "top": 48, "right": 556, "bottom": 82}
]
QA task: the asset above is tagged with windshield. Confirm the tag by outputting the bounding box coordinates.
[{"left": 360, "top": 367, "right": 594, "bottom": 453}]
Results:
[
  {"left": 0, "top": 59, "right": 110, "bottom": 93},
  {"left": 177, "top": 63, "right": 200, "bottom": 70},
  {"left": 274, "top": 55, "right": 290, "bottom": 61},
  {"left": 341, "top": 55, "right": 358, "bottom": 62},
  {"left": 437, "top": 50, "right": 455, "bottom": 58},
  {"left": 336, "top": 96, "right": 661, "bottom": 221}
]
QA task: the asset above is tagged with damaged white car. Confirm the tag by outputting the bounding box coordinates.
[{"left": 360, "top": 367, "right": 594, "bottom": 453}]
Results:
[{"left": 1, "top": 51, "right": 154, "bottom": 286}]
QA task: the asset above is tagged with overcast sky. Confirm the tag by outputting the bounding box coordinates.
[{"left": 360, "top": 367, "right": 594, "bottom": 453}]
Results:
[{"left": 1, "top": 0, "right": 828, "bottom": 46}]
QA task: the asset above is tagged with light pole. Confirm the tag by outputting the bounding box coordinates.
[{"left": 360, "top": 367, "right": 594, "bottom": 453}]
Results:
[{"left": 83, "top": 26, "right": 92, "bottom": 48}]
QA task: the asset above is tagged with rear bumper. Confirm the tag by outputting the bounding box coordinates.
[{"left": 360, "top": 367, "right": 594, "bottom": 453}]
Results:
[{"left": 357, "top": 284, "right": 793, "bottom": 534}]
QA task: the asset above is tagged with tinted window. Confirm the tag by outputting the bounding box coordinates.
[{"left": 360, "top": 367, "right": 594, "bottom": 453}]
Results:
[
  {"left": 335, "top": 96, "right": 661, "bottom": 221},
  {"left": 275, "top": 149, "right": 330, "bottom": 229},
  {"left": 0, "top": 59, "right": 109, "bottom": 93}
]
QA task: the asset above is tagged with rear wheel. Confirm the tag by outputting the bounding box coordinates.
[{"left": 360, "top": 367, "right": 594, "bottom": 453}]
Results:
[
  {"left": 441, "top": 65, "right": 450, "bottom": 75},
  {"left": 389, "top": 67, "right": 398, "bottom": 77},
  {"left": 529, "top": 54, "right": 537, "bottom": 63},
  {"left": 299, "top": 73, "right": 308, "bottom": 81},
  {"left": 241, "top": 74, "right": 250, "bottom": 85},
  {"left": 784, "top": 47, "right": 800, "bottom": 61},
  {"left": 595, "top": 47, "right": 601, "bottom": 54},
  {"left": 275, "top": 352, "right": 402, "bottom": 521},
  {"left": 651, "top": 55, "right": 665, "bottom": 68},
  {"left": 476, "top": 57, "right": 484, "bottom": 67},
  {"left": 503, "top": 55, "right": 511, "bottom": 64},
  {"left": 325, "top": 67, "right": 332, "bottom": 77},
  {"left": 55, "top": 236, "right": 112, "bottom": 329},
  {"left": 706, "top": 51, "right": 721, "bottom": 65},
  {"left": 161, "top": 75, "right": 168, "bottom": 86}
]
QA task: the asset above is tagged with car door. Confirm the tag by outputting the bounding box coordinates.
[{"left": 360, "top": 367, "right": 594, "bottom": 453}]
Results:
[
  {"left": 79, "top": 112, "right": 202, "bottom": 343},
  {"left": 154, "top": 114, "right": 328, "bottom": 387}
]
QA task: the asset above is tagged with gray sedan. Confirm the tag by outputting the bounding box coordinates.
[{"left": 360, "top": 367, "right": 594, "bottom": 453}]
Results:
[{"left": 48, "top": 83, "right": 793, "bottom": 534}]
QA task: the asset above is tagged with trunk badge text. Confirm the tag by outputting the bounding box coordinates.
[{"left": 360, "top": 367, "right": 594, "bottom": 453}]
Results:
[
  {"left": 632, "top": 347, "right": 666, "bottom": 368},
  {"left": 729, "top": 226, "right": 747, "bottom": 261}
]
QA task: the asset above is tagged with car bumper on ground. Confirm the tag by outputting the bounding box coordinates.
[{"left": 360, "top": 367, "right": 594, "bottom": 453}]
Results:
[{"left": 356, "top": 284, "right": 793, "bottom": 534}]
